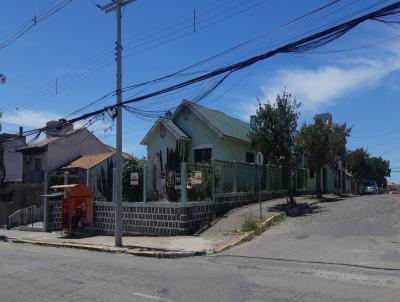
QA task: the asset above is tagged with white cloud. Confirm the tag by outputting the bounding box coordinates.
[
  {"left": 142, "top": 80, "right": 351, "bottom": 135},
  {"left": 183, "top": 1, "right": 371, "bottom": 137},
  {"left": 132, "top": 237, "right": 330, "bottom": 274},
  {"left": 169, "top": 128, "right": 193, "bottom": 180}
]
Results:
[
  {"left": 1, "top": 109, "right": 61, "bottom": 129},
  {"left": 261, "top": 55, "right": 400, "bottom": 112}
]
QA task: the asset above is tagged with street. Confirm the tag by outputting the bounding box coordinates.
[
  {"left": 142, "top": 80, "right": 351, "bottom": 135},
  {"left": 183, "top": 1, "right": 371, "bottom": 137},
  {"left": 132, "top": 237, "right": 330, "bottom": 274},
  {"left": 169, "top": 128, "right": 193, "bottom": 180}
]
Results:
[{"left": 1, "top": 194, "right": 400, "bottom": 301}]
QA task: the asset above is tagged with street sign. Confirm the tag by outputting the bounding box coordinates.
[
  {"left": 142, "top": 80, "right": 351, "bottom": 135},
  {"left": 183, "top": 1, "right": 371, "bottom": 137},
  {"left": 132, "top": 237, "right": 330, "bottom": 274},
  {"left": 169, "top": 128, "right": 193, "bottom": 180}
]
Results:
[
  {"left": 256, "top": 152, "right": 264, "bottom": 166},
  {"left": 130, "top": 172, "right": 139, "bottom": 185}
]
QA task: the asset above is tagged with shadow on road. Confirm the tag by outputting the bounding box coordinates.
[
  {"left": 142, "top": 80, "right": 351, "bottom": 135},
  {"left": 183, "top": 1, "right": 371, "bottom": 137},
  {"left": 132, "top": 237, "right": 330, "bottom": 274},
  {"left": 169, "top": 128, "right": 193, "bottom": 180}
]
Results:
[{"left": 267, "top": 203, "right": 323, "bottom": 217}]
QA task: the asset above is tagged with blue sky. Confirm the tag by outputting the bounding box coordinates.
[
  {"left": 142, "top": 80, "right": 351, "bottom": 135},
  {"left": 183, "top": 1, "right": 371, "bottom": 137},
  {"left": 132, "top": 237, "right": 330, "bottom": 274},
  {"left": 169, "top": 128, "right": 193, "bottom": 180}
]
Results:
[{"left": 1, "top": 0, "right": 400, "bottom": 181}]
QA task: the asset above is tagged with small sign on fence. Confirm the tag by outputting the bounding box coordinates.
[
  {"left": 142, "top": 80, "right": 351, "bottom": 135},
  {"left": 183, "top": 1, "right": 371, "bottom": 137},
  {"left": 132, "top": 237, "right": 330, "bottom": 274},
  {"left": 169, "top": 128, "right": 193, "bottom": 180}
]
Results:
[
  {"left": 193, "top": 171, "right": 202, "bottom": 185},
  {"left": 130, "top": 172, "right": 139, "bottom": 185}
]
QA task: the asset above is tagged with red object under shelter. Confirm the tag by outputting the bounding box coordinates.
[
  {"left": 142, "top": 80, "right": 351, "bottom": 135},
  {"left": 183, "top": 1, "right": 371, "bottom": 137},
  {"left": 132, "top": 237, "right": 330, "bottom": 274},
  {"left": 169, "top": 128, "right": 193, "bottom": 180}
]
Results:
[{"left": 51, "top": 184, "right": 94, "bottom": 233}]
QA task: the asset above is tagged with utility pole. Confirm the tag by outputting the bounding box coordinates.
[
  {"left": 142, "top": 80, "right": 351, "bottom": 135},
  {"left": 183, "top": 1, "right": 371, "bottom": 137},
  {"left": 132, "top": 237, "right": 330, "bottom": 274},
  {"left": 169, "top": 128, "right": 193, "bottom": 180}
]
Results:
[{"left": 99, "top": 0, "right": 136, "bottom": 247}]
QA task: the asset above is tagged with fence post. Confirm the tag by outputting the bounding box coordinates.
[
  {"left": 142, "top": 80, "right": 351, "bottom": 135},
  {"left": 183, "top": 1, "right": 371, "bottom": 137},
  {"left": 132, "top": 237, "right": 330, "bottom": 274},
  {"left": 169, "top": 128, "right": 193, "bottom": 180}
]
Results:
[
  {"left": 86, "top": 169, "right": 90, "bottom": 186},
  {"left": 266, "top": 164, "right": 269, "bottom": 192},
  {"left": 279, "top": 166, "right": 282, "bottom": 191},
  {"left": 233, "top": 160, "right": 237, "bottom": 193},
  {"left": 211, "top": 159, "right": 215, "bottom": 201},
  {"left": 63, "top": 171, "right": 69, "bottom": 185},
  {"left": 251, "top": 163, "right": 255, "bottom": 192},
  {"left": 43, "top": 173, "right": 49, "bottom": 232},
  {"left": 181, "top": 162, "right": 187, "bottom": 206},
  {"left": 143, "top": 164, "right": 147, "bottom": 203}
]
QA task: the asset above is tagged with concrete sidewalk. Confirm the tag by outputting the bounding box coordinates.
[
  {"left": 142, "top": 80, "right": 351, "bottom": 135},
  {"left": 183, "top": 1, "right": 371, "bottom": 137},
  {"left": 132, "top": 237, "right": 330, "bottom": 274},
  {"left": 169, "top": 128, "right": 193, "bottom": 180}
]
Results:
[{"left": 0, "top": 196, "right": 329, "bottom": 257}]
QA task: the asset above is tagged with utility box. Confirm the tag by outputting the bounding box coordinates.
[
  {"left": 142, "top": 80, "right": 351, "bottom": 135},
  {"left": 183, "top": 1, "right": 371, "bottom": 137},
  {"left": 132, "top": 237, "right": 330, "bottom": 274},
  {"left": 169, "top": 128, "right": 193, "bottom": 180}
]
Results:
[{"left": 50, "top": 184, "right": 93, "bottom": 234}]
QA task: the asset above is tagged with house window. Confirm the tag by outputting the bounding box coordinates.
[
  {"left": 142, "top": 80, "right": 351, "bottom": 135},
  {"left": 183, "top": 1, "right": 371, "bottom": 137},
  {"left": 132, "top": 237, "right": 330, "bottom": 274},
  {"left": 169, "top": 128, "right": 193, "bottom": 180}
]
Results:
[
  {"left": 194, "top": 148, "right": 212, "bottom": 163},
  {"left": 246, "top": 152, "right": 254, "bottom": 163}
]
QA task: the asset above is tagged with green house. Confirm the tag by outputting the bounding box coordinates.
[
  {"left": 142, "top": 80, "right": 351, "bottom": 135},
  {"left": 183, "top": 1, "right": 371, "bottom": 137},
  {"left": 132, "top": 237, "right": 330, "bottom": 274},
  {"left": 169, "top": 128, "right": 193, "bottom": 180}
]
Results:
[{"left": 141, "top": 101, "right": 255, "bottom": 196}]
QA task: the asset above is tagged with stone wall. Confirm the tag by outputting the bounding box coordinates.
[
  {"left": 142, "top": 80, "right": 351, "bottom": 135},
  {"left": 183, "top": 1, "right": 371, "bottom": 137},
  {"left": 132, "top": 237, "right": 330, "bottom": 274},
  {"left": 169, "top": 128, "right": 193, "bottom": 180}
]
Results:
[{"left": 48, "top": 190, "right": 293, "bottom": 235}]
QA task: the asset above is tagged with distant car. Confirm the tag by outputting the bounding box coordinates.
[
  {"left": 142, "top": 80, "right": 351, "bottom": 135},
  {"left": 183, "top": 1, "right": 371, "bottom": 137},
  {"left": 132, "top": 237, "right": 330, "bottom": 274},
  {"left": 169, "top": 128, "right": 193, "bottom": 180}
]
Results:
[
  {"left": 362, "top": 181, "right": 379, "bottom": 195},
  {"left": 389, "top": 190, "right": 400, "bottom": 195}
]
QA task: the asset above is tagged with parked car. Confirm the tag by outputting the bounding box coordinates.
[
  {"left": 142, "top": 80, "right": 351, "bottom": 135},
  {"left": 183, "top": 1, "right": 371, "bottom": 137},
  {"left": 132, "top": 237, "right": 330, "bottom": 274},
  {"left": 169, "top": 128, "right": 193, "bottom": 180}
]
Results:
[
  {"left": 362, "top": 181, "right": 379, "bottom": 195},
  {"left": 389, "top": 190, "right": 400, "bottom": 195}
]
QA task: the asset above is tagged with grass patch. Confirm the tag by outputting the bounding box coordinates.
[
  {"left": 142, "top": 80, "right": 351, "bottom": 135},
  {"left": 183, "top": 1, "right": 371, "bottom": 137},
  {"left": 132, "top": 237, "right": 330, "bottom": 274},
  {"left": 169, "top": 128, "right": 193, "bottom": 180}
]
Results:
[{"left": 242, "top": 215, "right": 262, "bottom": 234}]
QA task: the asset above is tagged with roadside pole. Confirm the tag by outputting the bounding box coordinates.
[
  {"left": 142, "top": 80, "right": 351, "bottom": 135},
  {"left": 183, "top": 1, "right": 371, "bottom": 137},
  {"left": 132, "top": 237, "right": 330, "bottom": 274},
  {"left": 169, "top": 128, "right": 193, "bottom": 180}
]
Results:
[
  {"left": 43, "top": 173, "right": 49, "bottom": 232},
  {"left": 256, "top": 152, "right": 264, "bottom": 222},
  {"left": 99, "top": 0, "right": 136, "bottom": 247}
]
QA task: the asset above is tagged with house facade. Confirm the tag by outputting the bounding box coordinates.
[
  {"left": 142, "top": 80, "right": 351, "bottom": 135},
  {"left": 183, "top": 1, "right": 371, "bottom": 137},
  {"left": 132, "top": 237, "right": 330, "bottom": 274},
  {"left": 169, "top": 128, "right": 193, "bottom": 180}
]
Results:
[
  {"left": 0, "top": 129, "right": 27, "bottom": 183},
  {"left": 141, "top": 101, "right": 255, "bottom": 197},
  {"left": 59, "top": 148, "right": 132, "bottom": 200},
  {"left": 17, "top": 119, "right": 110, "bottom": 185}
]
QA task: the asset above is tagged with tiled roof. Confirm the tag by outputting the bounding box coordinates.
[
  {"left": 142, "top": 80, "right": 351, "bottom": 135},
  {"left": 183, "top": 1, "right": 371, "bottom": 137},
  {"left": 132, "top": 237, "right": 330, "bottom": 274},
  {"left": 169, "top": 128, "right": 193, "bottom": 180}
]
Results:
[
  {"left": 105, "top": 145, "right": 134, "bottom": 160},
  {"left": 185, "top": 101, "right": 252, "bottom": 143},
  {"left": 62, "top": 152, "right": 114, "bottom": 170}
]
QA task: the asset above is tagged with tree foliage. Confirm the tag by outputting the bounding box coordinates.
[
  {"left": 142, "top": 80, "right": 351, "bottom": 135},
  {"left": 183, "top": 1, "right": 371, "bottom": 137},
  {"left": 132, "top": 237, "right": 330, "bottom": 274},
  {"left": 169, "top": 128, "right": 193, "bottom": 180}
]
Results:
[
  {"left": 249, "top": 91, "right": 300, "bottom": 164},
  {"left": 249, "top": 90, "right": 300, "bottom": 205},
  {"left": 122, "top": 157, "right": 143, "bottom": 202},
  {"left": 296, "top": 119, "right": 351, "bottom": 196},
  {"left": 0, "top": 74, "right": 6, "bottom": 84},
  {"left": 346, "top": 148, "right": 390, "bottom": 189},
  {"left": 97, "top": 159, "right": 115, "bottom": 201}
]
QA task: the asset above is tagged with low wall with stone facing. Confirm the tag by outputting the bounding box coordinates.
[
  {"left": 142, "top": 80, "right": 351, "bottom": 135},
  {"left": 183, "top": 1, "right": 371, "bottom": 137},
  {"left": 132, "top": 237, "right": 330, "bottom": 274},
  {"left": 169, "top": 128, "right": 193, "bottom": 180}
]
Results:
[
  {"left": 93, "top": 201, "right": 214, "bottom": 236},
  {"left": 48, "top": 190, "right": 294, "bottom": 235}
]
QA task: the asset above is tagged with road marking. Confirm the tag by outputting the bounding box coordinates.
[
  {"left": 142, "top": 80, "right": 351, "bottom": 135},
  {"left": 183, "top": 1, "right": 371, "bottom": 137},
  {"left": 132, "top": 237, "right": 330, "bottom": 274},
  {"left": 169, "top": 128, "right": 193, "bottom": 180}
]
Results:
[{"left": 133, "top": 292, "right": 180, "bottom": 302}]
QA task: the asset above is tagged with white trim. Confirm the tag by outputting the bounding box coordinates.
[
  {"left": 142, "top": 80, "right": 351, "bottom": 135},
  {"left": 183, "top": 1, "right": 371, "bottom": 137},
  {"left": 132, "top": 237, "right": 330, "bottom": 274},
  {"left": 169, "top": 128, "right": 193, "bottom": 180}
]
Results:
[{"left": 192, "top": 144, "right": 213, "bottom": 150}]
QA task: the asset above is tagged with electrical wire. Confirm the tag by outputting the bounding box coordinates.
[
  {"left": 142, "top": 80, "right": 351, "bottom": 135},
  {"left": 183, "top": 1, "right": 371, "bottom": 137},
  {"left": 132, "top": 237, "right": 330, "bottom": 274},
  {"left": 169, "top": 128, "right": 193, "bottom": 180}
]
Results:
[{"left": 5, "top": 0, "right": 400, "bottom": 144}]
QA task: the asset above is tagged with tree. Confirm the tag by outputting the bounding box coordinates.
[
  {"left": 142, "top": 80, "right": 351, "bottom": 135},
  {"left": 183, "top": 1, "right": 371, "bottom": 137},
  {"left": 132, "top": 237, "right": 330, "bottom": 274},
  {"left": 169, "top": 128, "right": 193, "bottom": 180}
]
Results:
[
  {"left": 249, "top": 90, "right": 300, "bottom": 206},
  {"left": 367, "top": 156, "right": 390, "bottom": 188},
  {"left": 346, "top": 149, "right": 390, "bottom": 190},
  {"left": 346, "top": 148, "right": 370, "bottom": 190},
  {"left": 0, "top": 74, "right": 6, "bottom": 84},
  {"left": 97, "top": 159, "right": 115, "bottom": 201},
  {"left": 122, "top": 157, "right": 143, "bottom": 202},
  {"left": 296, "top": 119, "right": 351, "bottom": 197}
]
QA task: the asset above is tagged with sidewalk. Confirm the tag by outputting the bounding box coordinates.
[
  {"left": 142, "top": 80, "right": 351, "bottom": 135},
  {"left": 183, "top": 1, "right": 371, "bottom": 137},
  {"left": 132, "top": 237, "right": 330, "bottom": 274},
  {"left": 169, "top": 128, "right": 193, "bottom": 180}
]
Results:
[{"left": 0, "top": 196, "right": 326, "bottom": 257}]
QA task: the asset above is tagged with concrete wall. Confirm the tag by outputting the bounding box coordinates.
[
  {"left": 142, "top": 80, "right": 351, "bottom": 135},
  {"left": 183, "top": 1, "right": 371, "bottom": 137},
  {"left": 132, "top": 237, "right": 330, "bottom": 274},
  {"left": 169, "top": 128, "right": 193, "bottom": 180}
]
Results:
[{"left": 307, "top": 166, "right": 336, "bottom": 194}]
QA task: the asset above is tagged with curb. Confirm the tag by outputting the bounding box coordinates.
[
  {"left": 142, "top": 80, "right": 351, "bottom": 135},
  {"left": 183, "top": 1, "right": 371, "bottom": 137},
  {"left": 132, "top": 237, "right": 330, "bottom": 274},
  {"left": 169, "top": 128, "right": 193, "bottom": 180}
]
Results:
[
  {"left": 213, "top": 212, "right": 286, "bottom": 254},
  {"left": 2, "top": 237, "right": 205, "bottom": 258}
]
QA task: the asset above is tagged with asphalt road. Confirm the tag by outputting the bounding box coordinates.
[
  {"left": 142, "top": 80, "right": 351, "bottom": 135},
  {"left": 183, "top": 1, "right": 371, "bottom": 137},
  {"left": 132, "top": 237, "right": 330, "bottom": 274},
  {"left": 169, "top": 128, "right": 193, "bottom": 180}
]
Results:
[{"left": 1, "top": 194, "right": 400, "bottom": 302}]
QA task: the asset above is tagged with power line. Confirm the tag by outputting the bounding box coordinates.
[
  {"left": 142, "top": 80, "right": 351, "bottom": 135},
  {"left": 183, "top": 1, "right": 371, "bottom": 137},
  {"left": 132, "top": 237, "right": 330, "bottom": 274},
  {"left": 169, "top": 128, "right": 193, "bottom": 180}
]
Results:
[
  {"left": 59, "top": 0, "right": 346, "bottom": 120},
  {"left": 0, "top": 0, "right": 73, "bottom": 51},
  {"left": 6, "top": 0, "right": 400, "bottom": 144},
  {"left": 1, "top": 0, "right": 270, "bottom": 114}
]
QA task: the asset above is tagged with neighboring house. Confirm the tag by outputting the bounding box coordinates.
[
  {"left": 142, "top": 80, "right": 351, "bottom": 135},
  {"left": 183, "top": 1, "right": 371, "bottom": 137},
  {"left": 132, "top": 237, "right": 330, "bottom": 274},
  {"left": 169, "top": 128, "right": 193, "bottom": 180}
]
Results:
[
  {"left": 0, "top": 128, "right": 26, "bottom": 182},
  {"left": 59, "top": 149, "right": 132, "bottom": 199},
  {"left": 17, "top": 119, "right": 110, "bottom": 185},
  {"left": 141, "top": 100, "right": 254, "bottom": 195}
]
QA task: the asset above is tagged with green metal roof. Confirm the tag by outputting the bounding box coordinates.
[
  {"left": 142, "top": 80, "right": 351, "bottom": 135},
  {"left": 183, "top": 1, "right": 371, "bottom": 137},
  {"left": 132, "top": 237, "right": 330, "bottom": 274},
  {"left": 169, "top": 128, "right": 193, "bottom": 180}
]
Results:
[
  {"left": 186, "top": 102, "right": 252, "bottom": 143},
  {"left": 161, "top": 118, "right": 190, "bottom": 139}
]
